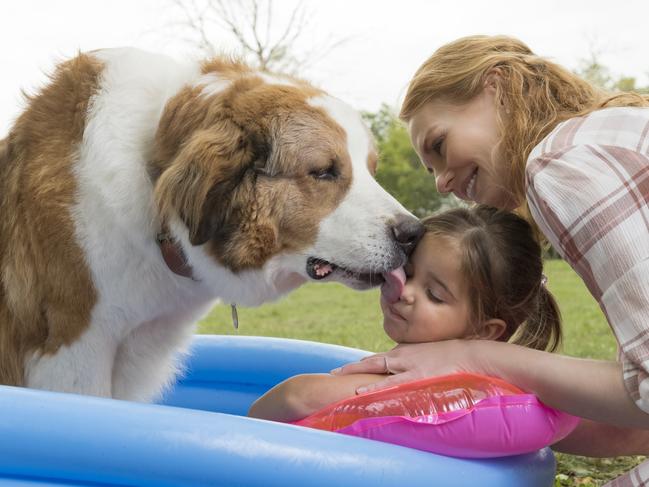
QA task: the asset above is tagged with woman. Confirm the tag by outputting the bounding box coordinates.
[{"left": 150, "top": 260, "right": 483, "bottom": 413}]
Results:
[{"left": 333, "top": 35, "right": 649, "bottom": 484}]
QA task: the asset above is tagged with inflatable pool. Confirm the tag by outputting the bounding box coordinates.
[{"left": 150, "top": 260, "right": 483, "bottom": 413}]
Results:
[{"left": 0, "top": 335, "right": 557, "bottom": 486}]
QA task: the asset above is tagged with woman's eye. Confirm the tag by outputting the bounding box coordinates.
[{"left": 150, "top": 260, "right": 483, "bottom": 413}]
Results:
[{"left": 430, "top": 136, "right": 445, "bottom": 156}]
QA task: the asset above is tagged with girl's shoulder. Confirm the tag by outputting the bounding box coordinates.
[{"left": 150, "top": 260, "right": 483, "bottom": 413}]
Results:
[{"left": 528, "top": 106, "right": 649, "bottom": 162}]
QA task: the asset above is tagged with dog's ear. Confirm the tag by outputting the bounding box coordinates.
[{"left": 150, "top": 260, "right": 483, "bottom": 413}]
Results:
[{"left": 154, "top": 122, "right": 257, "bottom": 245}]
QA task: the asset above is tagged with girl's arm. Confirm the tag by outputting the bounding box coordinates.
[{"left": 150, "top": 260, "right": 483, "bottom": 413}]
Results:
[{"left": 248, "top": 372, "right": 387, "bottom": 422}]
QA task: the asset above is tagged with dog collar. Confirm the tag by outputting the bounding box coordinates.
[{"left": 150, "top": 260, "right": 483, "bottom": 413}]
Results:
[
  {"left": 156, "top": 228, "right": 238, "bottom": 329},
  {"left": 156, "top": 227, "right": 196, "bottom": 280}
]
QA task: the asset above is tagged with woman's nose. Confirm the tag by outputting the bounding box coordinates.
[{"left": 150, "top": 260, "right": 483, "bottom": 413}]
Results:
[{"left": 436, "top": 171, "right": 454, "bottom": 194}]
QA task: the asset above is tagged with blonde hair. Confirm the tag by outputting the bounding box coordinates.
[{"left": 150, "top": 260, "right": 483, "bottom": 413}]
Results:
[{"left": 400, "top": 35, "right": 649, "bottom": 205}]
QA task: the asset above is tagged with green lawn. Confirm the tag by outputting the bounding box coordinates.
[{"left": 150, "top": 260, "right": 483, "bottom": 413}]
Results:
[{"left": 198, "top": 259, "right": 644, "bottom": 486}]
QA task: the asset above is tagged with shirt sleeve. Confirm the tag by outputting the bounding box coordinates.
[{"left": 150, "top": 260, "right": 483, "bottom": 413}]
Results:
[{"left": 526, "top": 141, "right": 649, "bottom": 413}]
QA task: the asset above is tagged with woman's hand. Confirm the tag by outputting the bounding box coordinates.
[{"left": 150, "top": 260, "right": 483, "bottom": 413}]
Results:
[
  {"left": 334, "top": 339, "right": 649, "bottom": 432},
  {"left": 331, "top": 339, "right": 481, "bottom": 394}
]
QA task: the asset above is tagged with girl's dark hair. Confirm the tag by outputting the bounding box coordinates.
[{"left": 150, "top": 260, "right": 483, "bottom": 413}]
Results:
[{"left": 421, "top": 205, "right": 561, "bottom": 352}]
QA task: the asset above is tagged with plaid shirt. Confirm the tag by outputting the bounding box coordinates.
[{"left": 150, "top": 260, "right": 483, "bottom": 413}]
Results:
[{"left": 526, "top": 107, "right": 649, "bottom": 486}]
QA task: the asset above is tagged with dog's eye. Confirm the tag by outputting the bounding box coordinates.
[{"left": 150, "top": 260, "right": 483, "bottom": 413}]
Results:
[{"left": 309, "top": 162, "right": 338, "bottom": 181}]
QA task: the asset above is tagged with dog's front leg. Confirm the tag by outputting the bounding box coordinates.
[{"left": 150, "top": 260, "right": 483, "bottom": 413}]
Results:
[
  {"left": 111, "top": 315, "right": 197, "bottom": 403},
  {"left": 24, "top": 325, "right": 115, "bottom": 397}
]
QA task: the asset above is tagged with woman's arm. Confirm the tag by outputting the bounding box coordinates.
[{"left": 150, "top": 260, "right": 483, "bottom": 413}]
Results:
[
  {"left": 334, "top": 340, "right": 649, "bottom": 429},
  {"left": 248, "top": 373, "right": 387, "bottom": 422},
  {"left": 525, "top": 137, "right": 649, "bottom": 416},
  {"left": 553, "top": 419, "right": 649, "bottom": 456},
  {"left": 477, "top": 341, "right": 649, "bottom": 429}
]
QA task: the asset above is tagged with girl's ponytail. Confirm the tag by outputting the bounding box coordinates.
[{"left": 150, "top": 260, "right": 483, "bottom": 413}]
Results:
[{"left": 509, "top": 283, "right": 562, "bottom": 352}]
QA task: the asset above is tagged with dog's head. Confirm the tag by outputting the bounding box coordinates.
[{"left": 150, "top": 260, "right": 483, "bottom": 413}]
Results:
[{"left": 150, "top": 60, "right": 423, "bottom": 304}]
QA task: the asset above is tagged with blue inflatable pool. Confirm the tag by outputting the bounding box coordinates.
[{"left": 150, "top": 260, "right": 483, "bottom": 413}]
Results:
[{"left": 0, "top": 335, "right": 556, "bottom": 486}]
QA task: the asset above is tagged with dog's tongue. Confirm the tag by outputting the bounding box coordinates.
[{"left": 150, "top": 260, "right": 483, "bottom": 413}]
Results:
[{"left": 381, "top": 267, "right": 406, "bottom": 304}]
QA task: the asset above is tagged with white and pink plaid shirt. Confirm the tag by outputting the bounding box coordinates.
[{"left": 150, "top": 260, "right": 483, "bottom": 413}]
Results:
[{"left": 526, "top": 106, "right": 649, "bottom": 485}]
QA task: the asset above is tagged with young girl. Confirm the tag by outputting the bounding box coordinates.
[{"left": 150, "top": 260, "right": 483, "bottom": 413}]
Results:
[
  {"left": 249, "top": 205, "right": 561, "bottom": 422},
  {"left": 334, "top": 35, "right": 649, "bottom": 485}
]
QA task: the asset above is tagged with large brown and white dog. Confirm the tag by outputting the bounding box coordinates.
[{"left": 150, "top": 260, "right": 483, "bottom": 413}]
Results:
[{"left": 0, "top": 48, "right": 422, "bottom": 402}]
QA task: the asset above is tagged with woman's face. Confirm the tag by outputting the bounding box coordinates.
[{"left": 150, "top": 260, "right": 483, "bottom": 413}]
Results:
[
  {"left": 380, "top": 233, "right": 474, "bottom": 344},
  {"left": 408, "top": 86, "right": 517, "bottom": 209}
]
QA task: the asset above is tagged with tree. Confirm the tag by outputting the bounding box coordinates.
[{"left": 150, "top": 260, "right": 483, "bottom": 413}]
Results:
[
  {"left": 576, "top": 49, "right": 649, "bottom": 94},
  {"left": 363, "top": 105, "right": 456, "bottom": 217},
  {"left": 168, "top": 0, "right": 346, "bottom": 74}
]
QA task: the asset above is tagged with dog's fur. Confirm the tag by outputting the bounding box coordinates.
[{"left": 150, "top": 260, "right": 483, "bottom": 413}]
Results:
[{"left": 0, "top": 48, "right": 419, "bottom": 401}]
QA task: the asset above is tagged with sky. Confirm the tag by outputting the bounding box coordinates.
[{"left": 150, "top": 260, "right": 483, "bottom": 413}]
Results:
[{"left": 2, "top": 0, "right": 648, "bottom": 135}]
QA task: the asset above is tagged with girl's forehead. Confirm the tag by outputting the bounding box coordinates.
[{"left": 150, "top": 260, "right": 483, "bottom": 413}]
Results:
[
  {"left": 413, "top": 232, "right": 462, "bottom": 267},
  {"left": 412, "top": 232, "right": 468, "bottom": 299},
  {"left": 420, "top": 231, "right": 460, "bottom": 248}
]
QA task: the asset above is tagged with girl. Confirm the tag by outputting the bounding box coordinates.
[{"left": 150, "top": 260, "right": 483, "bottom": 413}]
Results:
[
  {"left": 334, "top": 35, "right": 649, "bottom": 485},
  {"left": 249, "top": 205, "right": 561, "bottom": 422}
]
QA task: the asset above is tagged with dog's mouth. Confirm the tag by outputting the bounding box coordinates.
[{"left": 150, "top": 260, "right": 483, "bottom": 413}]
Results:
[
  {"left": 307, "top": 257, "right": 339, "bottom": 280},
  {"left": 306, "top": 256, "right": 396, "bottom": 289}
]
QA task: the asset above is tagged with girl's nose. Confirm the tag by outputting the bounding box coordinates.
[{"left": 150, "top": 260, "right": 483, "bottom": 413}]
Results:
[
  {"left": 436, "top": 171, "right": 454, "bottom": 194},
  {"left": 399, "top": 282, "right": 415, "bottom": 305}
]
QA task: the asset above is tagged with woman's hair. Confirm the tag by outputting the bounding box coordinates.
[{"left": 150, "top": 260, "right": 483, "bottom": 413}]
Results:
[
  {"left": 421, "top": 205, "right": 561, "bottom": 352},
  {"left": 400, "top": 35, "right": 649, "bottom": 205}
]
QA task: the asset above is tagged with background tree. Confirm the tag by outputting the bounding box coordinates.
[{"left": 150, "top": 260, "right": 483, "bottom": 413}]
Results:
[
  {"left": 363, "top": 105, "right": 456, "bottom": 217},
  {"left": 168, "top": 0, "right": 346, "bottom": 74},
  {"left": 576, "top": 46, "right": 649, "bottom": 94}
]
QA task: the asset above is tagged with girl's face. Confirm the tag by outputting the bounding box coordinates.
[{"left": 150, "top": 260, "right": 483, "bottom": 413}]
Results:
[
  {"left": 408, "top": 85, "right": 517, "bottom": 210},
  {"left": 380, "top": 233, "right": 475, "bottom": 343}
]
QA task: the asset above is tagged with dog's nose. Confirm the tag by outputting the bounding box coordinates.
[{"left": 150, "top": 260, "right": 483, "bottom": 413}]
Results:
[{"left": 391, "top": 216, "right": 425, "bottom": 256}]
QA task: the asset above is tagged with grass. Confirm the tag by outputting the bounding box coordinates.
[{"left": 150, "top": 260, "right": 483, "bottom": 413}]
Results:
[{"left": 198, "top": 259, "right": 644, "bottom": 486}]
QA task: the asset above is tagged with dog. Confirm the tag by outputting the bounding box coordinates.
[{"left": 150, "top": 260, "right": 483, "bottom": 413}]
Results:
[{"left": 0, "top": 48, "right": 423, "bottom": 402}]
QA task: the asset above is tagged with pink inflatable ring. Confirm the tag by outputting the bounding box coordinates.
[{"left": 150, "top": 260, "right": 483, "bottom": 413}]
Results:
[{"left": 294, "top": 372, "right": 579, "bottom": 458}]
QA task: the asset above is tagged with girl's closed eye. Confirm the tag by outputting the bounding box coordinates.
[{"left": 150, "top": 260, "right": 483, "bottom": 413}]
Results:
[{"left": 426, "top": 288, "right": 444, "bottom": 303}]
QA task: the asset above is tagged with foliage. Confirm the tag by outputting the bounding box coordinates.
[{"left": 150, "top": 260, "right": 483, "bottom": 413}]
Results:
[
  {"left": 576, "top": 52, "right": 649, "bottom": 94},
  {"left": 555, "top": 454, "right": 646, "bottom": 486},
  {"left": 363, "top": 104, "right": 456, "bottom": 217}
]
